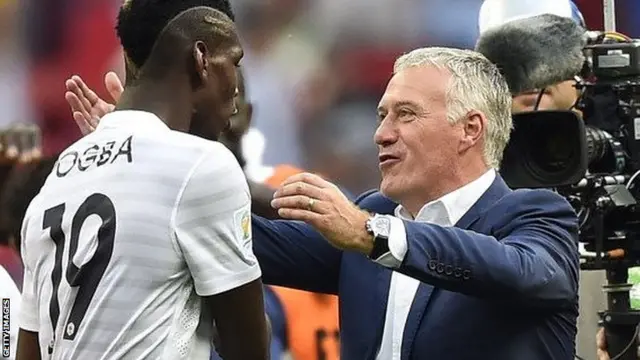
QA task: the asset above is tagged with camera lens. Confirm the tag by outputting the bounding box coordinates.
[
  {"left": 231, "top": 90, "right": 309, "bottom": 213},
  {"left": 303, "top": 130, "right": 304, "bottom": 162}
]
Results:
[
  {"left": 500, "top": 110, "right": 588, "bottom": 188},
  {"left": 531, "top": 132, "right": 576, "bottom": 173},
  {"left": 585, "top": 126, "right": 609, "bottom": 164},
  {"left": 585, "top": 126, "right": 625, "bottom": 173}
]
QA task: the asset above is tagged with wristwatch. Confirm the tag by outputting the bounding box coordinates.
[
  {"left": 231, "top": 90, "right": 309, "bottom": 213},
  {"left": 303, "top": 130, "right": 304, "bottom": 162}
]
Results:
[{"left": 366, "top": 214, "right": 391, "bottom": 259}]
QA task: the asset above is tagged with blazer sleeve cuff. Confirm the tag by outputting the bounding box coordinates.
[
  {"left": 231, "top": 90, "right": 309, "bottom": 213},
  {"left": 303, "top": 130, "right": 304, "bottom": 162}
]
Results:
[{"left": 373, "top": 216, "right": 408, "bottom": 269}]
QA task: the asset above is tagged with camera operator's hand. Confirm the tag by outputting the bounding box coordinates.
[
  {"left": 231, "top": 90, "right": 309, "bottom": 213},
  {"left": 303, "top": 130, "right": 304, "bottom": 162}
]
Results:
[
  {"left": 64, "top": 72, "right": 122, "bottom": 135},
  {"left": 597, "top": 328, "right": 611, "bottom": 360}
]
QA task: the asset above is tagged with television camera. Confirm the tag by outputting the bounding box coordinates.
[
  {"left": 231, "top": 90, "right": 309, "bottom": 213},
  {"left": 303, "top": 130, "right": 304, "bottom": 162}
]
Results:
[{"left": 499, "top": 11, "right": 640, "bottom": 360}]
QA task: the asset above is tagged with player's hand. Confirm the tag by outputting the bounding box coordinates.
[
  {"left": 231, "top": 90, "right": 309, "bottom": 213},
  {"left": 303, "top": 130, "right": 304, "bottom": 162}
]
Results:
[
  {"left": 597, "top": 327, "right": 611, "bottom": 360},
  {"left": 0, "top": 124, "right": 42, "bottom": 164},
  {"left": 64, "top": 72, "right": 124, "bottom": 135},
  {"left": 271, "top": 173, "right": 373, "bottom": 254}
]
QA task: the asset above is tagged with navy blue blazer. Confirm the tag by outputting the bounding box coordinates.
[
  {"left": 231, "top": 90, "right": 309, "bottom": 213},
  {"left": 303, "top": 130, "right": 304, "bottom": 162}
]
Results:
[{"left": 252, "top": 175, "right": 579, "bottom": 360}]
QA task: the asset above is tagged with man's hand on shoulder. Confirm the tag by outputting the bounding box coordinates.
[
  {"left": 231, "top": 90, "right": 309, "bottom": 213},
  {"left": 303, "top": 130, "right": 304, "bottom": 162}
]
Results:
[
  {"left": 64, "top": 72, "right": 123, "bottom": 135},
  {"left": 271, "top": 172, "right": 373, "bottom": 255}
]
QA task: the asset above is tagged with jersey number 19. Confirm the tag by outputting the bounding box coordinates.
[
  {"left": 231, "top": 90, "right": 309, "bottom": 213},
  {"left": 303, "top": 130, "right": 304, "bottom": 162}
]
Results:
[{"left": 42, "top": 193, "right": 116, "bottom": 352}]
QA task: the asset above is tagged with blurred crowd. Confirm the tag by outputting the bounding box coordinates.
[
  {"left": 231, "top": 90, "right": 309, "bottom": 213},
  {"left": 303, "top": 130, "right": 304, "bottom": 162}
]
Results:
[
  {"left": 1, "top": 0, "right": 640, "bottom": 359},
  {"left": 1, "top": 0, "right": 638, "bottom": 196}
]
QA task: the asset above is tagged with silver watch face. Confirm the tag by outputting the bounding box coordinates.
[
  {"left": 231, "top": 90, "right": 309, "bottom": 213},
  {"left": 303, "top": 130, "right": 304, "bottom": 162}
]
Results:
[{"left": 372, "top": 216, "right": 391, "bottom": 237}]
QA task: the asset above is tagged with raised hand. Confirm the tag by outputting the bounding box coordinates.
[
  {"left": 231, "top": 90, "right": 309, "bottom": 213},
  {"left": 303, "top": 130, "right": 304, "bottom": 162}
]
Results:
[
  {"left": 271, "top": 172, "right": 373, "bottom": 254},
  {"left": 64, "top": 72, "right": 124, "bottom": 135}
]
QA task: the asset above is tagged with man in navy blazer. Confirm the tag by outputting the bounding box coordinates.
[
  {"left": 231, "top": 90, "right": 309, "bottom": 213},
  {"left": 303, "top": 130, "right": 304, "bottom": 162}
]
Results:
[
  {"left": 65, "top": 47, "right": 579, "bottom": 359},
  {"left": 265, "top": 47, "right": 580, "bottom": 360}
]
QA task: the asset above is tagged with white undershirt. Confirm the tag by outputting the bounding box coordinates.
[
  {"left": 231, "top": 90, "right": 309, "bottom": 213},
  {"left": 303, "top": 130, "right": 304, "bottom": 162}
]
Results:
[{"left": 375, "top": 170, "right": 496, "bottom": 360}]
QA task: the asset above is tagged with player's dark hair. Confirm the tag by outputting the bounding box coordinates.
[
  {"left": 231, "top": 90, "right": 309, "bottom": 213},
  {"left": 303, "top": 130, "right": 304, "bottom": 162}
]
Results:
[
  {"left": 0, "top": 158, "right": 58, "bottom": 249},
  {"left": 116, "top": 0, "right": 235, "bottom": 80}
]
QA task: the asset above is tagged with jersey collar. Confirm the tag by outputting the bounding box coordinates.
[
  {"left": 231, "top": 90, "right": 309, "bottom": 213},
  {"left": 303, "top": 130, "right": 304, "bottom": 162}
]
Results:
[{"left": 96, "top": 110, "right": 170, "bottom": 132}]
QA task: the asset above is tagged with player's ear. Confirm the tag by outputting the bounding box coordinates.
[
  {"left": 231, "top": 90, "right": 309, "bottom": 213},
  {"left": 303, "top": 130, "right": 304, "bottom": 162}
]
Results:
[{"left": 191, "top": 41, "right": 209, "bottom": 89}]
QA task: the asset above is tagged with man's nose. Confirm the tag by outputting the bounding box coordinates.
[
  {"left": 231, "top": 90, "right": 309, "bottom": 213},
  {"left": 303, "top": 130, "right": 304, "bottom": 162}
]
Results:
[{"left": 374, "top": 119, "right": 398, "bottom": 146}]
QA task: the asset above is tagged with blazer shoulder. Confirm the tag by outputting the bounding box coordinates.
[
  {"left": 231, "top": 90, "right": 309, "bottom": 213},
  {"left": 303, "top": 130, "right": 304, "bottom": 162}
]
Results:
[
  {"left": 500, "top": 188, "right": 574, "bottom": 211},
  {"left": 483, "top": 187, "right": 578, "bottom": 235},
  {"left": 354, "top": 189, "right": 379, "bottom": 204},
  {"left": 354, "top": 189, "right": 398, "bottom": 214}
]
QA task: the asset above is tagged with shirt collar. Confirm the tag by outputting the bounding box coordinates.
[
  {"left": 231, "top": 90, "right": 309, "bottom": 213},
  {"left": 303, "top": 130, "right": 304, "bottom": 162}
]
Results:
[
  {"left": 96, "top": 110, "right": 170, "bottom": 132},
  {"left": 395, "top": 169, "right": 496, "bottom": 225}
]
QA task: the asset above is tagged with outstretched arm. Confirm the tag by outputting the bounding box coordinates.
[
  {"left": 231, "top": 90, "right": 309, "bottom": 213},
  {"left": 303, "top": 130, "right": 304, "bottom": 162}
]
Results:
[
  {"left": 252, "top": 215, "right": 343, "bottom": 294},
  {"left": 272, "top": 173, "right": 579, "bottom": 308}
]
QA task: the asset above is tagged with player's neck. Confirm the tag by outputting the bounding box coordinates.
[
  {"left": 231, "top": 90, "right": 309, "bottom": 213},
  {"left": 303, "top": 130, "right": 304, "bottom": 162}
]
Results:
[{"left": 116, "top": 82, "right": 192, "bottom": 132}]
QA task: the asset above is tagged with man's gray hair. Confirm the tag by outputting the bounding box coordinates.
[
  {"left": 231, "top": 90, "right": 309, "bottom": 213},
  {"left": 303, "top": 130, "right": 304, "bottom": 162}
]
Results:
[{"left": 393, "top": 47, "right": 513, "bottom": 169}]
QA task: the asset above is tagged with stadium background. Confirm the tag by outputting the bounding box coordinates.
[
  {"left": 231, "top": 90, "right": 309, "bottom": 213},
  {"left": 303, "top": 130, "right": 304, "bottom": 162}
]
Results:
[{"left": 0, "top": 0, "right": 639, "bottom": 359}]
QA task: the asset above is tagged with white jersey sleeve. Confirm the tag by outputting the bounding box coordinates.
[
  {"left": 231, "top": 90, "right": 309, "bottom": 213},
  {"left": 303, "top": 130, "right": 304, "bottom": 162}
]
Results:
[
  {"left": 172, "top": 145, "right": 261, "bottom": 297},
  {"left": 18, "top": 204, "right": 39, "bottom": 332}
]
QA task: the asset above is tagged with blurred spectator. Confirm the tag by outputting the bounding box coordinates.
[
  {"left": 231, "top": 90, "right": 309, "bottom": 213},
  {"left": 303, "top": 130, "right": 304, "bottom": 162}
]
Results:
[
  {"left": 414, "top": 0, "right": 482, "bottom": 49},
  {"left": 23, "top": 0, "right": 122, "bottom": 155},
  {"left": 302, "top": 97, "right": 379, "bottom": 195},
  {"left": 270, "top": 287, "right": 340, "bottom": 360},
  {"left": 0, "top": 0, "right": 33, "bottom": 129},
  {"left": 0, "top": 156, "right": 56, "bottom": 360},
  {"left": 0, "top": 124, "right": 43, "bottom": 286},
  {"left": 237, "top": 0, "right": 325, "bottom": 168},
  {"left": 619, "top": 0, "right": 640, "bottom": 37}
]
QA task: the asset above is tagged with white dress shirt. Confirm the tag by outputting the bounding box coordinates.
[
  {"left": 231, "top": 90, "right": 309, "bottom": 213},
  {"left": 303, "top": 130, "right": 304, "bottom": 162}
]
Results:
[{"left": 375, "top": 170, "right": 496, "bottom": 360}]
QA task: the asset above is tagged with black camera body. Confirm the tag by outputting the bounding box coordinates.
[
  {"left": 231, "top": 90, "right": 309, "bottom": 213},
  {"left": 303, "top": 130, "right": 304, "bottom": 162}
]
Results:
[
  {"left": 588, "top": 41, "right": 640, "bottom": 80},
  {"left": 577, "top": 41, "right": 640, "bottom": 266}
]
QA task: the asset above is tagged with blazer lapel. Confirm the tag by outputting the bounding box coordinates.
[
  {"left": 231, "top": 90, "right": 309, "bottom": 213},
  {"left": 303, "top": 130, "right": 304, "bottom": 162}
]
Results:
[
  {"left": 455, "top": 175, "right": 510, "bottom": 229},
  {"left": 399, "top": 175, "right": 511, "bottom": 360}
]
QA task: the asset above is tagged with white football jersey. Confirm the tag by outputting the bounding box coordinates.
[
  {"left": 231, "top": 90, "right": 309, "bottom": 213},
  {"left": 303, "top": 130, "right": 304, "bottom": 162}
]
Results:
[{"left": 19, "top": 111, "right": 261, "bottom": 360}]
